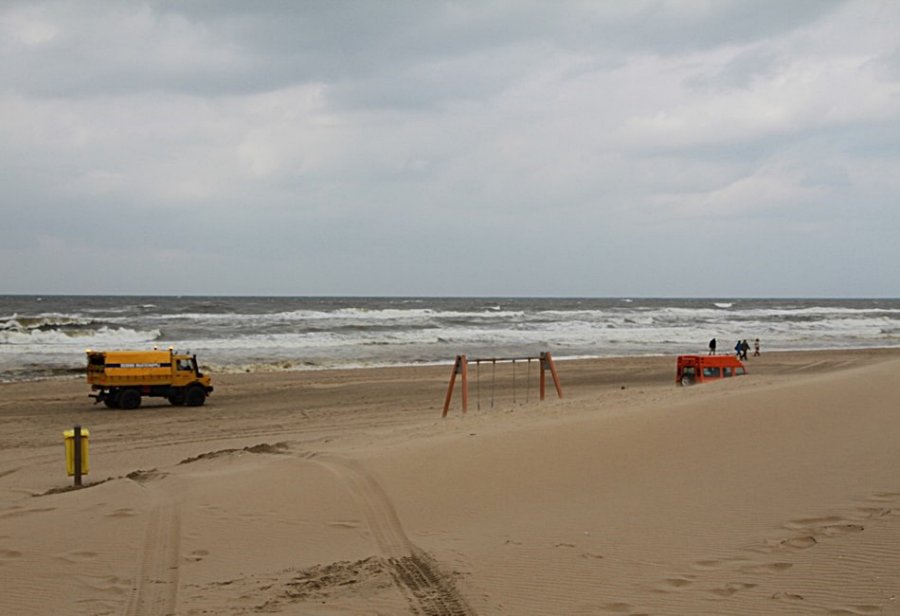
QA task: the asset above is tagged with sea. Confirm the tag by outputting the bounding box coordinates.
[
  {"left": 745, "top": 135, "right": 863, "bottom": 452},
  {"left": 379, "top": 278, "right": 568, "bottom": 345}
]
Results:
[{"left": 2, "top": 296, "right": 899, "bottom": 382}]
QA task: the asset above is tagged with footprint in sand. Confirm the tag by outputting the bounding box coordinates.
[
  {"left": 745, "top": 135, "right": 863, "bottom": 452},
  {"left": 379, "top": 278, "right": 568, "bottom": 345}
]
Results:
[
  {"left": 786, "top": 517, "right": 865, "bottom": 538},
  {"left": 710, "top": 582, "right": 757, "bottom": 597},
  {"left": 772, "top": 591, "right": 804, "bottom": 602},
  {"left": 126, "top": 468, "right": 167, "bottom": 483},
  {"left": 328, "top": 519, "right": 361, "bottom": 529},
  {"left": 692, "top": 557, "right": 750, "bottom": 571},
  {"left": 55, "top": 550, "right": 99, "bottom": 563},
  {"left": 185, "top": 549, "right": 209, "bottom": 563},
  {"left": 785, "top": 516, "right": 844, "bottom": 530},
  {"left": 0, "top": 548, "right": 23, "bottom": 560},
  {"left": 818, "top": 523, "right": 865, "bottom": 537},
  {"left": 739, "top": 562, "right": 793, "bottom": 574},
  {"left": 777, "top": 535, "right": 817, "bottom": 550},
  {"left": 693, "top": 559, "right": 724, "bottom": 570},
  {"left": 654, "top": 577, "right": 695, "bottom": 592},
  {"left": 853, "top": 506, "right": 896, "bottom": 519}
]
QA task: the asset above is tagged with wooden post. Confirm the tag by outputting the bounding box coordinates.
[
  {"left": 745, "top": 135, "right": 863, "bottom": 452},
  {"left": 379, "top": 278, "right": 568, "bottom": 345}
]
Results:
[
  {"left": 460, "top": 355, "right": 468, "bottom": 414},
  {"left": 540, "top": 357, "right": 546, "bottom": 400},
  {"left": 542, "top": 352, "right": 564, "bottom": 399},
  {"left": 442, "top": 355, "right": 469, "bottom": 417},
  {"left": 73, "top": 425, "right": 83, "bottom": 487}
]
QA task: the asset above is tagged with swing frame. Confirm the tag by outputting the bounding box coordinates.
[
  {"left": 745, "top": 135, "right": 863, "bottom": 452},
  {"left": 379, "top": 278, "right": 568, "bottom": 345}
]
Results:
[{"left": 441, "top": 352, "right": 563, "bottom": 417}]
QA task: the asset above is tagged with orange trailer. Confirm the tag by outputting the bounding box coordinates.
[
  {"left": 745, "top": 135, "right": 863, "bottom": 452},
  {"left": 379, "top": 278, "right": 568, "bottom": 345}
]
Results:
[{"left": 676, "top": 355, "right": 746, "bottom": 386}]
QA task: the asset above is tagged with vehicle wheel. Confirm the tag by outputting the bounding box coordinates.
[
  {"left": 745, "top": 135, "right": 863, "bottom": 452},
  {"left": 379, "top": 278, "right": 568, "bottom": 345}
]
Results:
[
  {"left": 680, "top": 376, "right": 694, "bottom": 387},
  {"left": 118, "top": 389, "right": 142, "bottom": 410},
  {"left": 184, "top": 385, "right": 206, "bottom": 407},
  {"left": 168, "top": 390, "right": 186, "bottom": 406},
  {"left": 103, "top": 396, "right": 119, "bottom": 409}
]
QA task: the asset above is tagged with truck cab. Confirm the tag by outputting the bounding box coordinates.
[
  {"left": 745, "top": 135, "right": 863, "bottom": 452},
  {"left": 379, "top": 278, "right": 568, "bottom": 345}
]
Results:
[{"left": 676, "top": 355, "right": 746, "bottom": 386}]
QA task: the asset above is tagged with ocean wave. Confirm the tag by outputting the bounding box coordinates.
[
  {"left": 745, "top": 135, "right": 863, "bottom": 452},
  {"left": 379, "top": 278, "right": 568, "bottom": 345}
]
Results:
[
  {"left": 3, "top": 296, "right": 900, "bottom": 382},
  {"left": 48, "top": 303, "right": 900, "bottom": 333},
  {"left": 134, "top": 306, "right": 530, "bottom": 324},
  {"left": 1, "top": 313, "right": 95, "bottom": 331},
  {"left": 0, "top": 326, "right": 161, "bottom": 346}
]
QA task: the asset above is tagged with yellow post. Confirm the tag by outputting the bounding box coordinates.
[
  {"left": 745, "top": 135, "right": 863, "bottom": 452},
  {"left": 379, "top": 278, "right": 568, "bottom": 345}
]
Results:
[{"left": 63, "top": 426, "right": 89, "bottom": 485}]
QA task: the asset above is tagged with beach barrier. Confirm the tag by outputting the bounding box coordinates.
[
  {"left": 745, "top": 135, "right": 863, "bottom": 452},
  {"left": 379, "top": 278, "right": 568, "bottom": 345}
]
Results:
[{"left": 442, "top": 352, "right": 563, "bottom": 417}]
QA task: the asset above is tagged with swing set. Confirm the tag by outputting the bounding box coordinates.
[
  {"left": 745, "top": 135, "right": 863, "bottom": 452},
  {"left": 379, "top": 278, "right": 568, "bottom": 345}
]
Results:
[{"left": 441, "top": 351, "right": 563, "bottom": 417}]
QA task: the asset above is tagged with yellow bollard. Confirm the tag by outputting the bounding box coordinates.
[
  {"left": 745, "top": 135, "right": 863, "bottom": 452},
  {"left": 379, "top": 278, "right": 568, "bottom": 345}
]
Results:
[{"left": 63, "top": 426, "right": 89, "bottom": 485}]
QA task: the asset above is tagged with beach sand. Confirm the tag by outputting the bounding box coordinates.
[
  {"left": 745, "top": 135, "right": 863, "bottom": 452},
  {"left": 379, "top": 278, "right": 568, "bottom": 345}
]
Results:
[{"left": 2, "top": 348, "right": 900, "bottom": 615}]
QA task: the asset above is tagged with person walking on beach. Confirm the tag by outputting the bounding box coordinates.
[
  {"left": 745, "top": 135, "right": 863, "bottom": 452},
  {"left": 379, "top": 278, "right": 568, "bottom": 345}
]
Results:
[
  {"left": 741, "top": 339, "right": 750, "bottom": 360},
  {"left": 709, "top": 338, "right": 717, "bottom": 355},
  {"left": 754, "top": 338, "right": 760, "bottom": 356},
  {"left": 735, "top": 340, "right": 742, "bottom": 358}
]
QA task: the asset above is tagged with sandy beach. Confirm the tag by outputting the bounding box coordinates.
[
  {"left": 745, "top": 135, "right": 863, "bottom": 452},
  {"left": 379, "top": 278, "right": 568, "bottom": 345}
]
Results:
[{"left": 2, "top": 348, "right": 900, "bottom": 615}]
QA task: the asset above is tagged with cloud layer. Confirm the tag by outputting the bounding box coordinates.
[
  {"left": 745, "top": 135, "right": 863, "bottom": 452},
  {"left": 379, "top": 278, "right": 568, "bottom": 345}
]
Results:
[{"left": 2, "top": 1, "right": 898, "bottom": 296}]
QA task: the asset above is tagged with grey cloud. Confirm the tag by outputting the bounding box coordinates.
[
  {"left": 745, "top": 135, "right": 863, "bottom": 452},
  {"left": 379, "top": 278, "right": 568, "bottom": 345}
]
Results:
[
  {"left": 688, "top": 47, "right": 782, "bottom": 91},
  {"left": 2, "top": 0, "right": 848, "bottom": 101},
  {"left": 1, "top": 0, "right": 899, "bottom": 296}
]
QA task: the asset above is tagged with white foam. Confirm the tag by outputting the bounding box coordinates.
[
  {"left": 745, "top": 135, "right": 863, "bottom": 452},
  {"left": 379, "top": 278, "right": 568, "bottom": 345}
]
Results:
[{"left": 0, "top": 326, "right": 160, "bottom": 346}]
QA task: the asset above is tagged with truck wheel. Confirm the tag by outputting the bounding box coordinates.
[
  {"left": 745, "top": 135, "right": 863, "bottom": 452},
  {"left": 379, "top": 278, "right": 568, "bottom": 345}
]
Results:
[
  {"left": 118, "top": 389, "right": 142, "bottom": 410},
  {"left": 103, "top": 394, "right": 119, "bottom": 409},
  {"left": 168, "top": 390, "right": 186, "bottom": 406},
  {"left": 184, "top": 385, "right": 206, "bottom": 407}
]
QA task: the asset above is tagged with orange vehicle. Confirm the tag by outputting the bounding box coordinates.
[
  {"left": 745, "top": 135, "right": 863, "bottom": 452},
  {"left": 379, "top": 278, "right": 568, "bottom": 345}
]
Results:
[{"left": 676, "top": 355, "right": 746, "bottom": 386}]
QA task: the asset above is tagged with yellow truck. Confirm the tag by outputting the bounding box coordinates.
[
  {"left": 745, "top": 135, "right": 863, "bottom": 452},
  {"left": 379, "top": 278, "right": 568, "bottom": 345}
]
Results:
[{"left": 86, "top": 349, "right": 213, "bottom": 409}]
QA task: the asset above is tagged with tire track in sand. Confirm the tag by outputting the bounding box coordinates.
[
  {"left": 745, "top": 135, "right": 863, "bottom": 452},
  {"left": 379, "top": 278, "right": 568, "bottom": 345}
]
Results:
[
  {"left": 124, "top": 496, "right": 181, "bottom": 616},
  {"left": 308, "top": 453, "right": 474, "bottom": 616}
]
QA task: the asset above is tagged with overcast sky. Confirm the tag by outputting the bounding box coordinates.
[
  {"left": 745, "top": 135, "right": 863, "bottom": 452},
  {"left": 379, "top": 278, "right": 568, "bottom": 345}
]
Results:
[{"left": 2, "top": 1, "right": 899, "bottom": 297}]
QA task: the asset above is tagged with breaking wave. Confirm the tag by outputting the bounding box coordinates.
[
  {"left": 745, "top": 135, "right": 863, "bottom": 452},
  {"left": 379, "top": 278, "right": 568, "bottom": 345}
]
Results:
[{"left": 2, "top": 295, "right": 900, "bottom": 381}]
